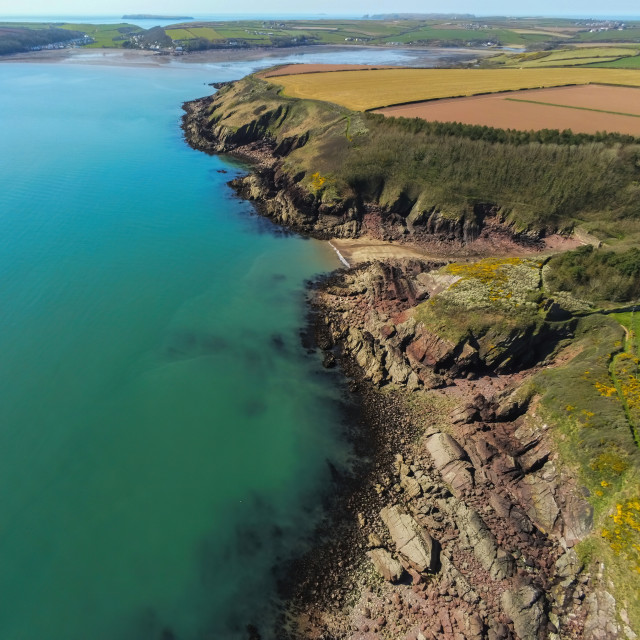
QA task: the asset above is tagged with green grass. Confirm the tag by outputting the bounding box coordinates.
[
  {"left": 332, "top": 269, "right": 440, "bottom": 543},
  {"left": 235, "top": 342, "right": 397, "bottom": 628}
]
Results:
[
  {"left": 380, "top": 26, "right": 551, "bottom": 45},
  {"left": 486, "top": 46, "right": 640, "bottom": 68},
  {"left": 527, "top": 56, "right": 626, "bottom": 67},
  {"left": 575, "top": 27, "right": 640, "bottom": 42},
  {"left": 588, "top": 55, "right": 640, "bottom": 68},
  {"left": 187, "top": 26, "right": 224, "bottom": 40},
  {"left": 613, "top": 311, "right": 640, "bottom": 354},
  {"left": 165, "top": 27, "right": 195, "bottom": 40},
  {"left": 59, "top": 23, "right": 142, "bottom": 48}
]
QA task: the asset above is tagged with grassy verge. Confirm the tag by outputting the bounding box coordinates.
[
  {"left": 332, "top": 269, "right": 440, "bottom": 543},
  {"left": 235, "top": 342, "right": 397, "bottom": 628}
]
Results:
[{"left": 613, "top": 311, "right": 640, "bottom": 354}]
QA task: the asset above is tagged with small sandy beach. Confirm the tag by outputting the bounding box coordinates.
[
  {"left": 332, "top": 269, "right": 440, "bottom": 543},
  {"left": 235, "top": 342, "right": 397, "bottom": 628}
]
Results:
[{"left": 330, "top": 237, "right": 433, "bottom": 265}]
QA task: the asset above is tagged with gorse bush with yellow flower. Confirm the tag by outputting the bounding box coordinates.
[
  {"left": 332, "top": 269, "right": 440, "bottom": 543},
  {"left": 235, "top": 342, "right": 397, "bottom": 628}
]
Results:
[{"left": 602, "top": 499, "right": 640, "bottom": 574}]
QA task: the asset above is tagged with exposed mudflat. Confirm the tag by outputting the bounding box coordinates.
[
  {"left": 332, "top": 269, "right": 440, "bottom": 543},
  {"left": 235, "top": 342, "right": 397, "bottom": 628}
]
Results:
[{"left": 0, "top": 45, "right": 487, "bottom": 69}]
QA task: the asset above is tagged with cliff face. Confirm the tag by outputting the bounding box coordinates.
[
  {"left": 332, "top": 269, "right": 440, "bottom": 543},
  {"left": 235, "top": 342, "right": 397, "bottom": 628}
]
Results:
[
  {"left": 290, "top": 260, "right": 602, "bottom": 640},
  {"left": 181, "top": 81, "right": 543, "bottom": 248},
  {"left": 289, "top": 258, "right": 639, "bottom": 640}
]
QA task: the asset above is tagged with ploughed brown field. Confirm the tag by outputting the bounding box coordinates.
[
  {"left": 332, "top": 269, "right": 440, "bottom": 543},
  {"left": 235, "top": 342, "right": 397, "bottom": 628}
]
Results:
[
  {"left": 375, "top": 84, "right": 640, "bottom": 135},
  {"left": 260, "top": 63, "right": 396, "bottom": 78}
]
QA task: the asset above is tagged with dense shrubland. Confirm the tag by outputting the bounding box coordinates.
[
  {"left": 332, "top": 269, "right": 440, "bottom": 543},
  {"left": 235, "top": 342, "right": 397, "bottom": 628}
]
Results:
[
  {"left": 339, "top": 118, "right": 640, "bottom": 232},
  {"left": 546, "top": 246, "right": 640, "bottom": 303}
]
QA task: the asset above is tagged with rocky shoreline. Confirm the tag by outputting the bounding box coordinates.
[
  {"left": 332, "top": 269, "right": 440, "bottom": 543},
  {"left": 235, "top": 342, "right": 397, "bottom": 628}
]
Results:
[
  {"left": 281, "top": 263, "right": 594, "bottom": 640},
  {"left": 181, "top": 92, "right": 633, "bottom": 640}
]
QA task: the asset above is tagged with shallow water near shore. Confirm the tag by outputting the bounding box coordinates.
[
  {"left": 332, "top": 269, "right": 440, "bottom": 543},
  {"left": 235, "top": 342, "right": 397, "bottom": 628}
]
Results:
[{"left": 0, "top": 60, "right": 353, "bottom": 640}]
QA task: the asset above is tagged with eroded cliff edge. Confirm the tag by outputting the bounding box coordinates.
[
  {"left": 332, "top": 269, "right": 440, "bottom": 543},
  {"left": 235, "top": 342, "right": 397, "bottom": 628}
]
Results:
[{"left": 182, "top": 75, "right": 640, "bottom": 640}]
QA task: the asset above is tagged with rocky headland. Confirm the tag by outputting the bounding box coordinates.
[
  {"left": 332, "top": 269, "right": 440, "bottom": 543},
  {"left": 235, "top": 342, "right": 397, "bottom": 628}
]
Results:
[{"left": 182, "top": 73, "right": 640, "bottom": 640}]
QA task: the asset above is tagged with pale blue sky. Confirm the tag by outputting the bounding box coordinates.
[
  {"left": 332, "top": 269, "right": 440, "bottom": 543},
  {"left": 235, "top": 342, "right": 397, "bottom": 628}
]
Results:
[{"left": 0, "top": 0, "right": 638, "bottom": 17}]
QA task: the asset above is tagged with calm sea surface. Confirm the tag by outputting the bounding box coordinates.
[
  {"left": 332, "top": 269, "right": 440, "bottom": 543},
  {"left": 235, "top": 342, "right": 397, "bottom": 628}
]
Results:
[{"left": 0, "top": 47, "right": 428, "bottom": 639}]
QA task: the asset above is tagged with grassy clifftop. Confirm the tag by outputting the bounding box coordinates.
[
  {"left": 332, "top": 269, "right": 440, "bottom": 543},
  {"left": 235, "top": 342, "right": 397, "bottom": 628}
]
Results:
[{"left": 194, "top": 74, "right": 640, "bottom": 240}]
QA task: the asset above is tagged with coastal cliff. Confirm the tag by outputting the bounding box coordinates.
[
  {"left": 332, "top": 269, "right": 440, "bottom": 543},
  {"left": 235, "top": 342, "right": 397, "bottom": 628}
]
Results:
[
  {"left": 182, "top": 75, "right": 640, "bottom": 640},
  {"left": 181, "top": 84, "right": 547, "bottom": 249}
]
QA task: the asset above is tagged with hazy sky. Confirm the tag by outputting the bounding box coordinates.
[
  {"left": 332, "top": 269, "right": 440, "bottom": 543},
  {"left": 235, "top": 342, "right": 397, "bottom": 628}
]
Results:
[{"left": 0, "top": 0, "right": 638, "bottom": 16}]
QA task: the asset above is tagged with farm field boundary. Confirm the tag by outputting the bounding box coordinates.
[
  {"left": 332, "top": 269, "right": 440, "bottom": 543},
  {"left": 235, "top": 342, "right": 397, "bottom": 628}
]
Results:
[
  {"left": 505, "top": 97, "right": 640, "bottom": 119},
  {"left": 374, "top": 84, "right": 640, "bottom": 135},
  {"left": 269, "top": 67, "right": 640, "bottom": 110}
]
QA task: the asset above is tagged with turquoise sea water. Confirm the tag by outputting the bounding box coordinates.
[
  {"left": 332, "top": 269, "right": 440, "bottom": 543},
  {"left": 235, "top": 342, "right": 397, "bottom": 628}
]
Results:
[
  {"left": 0, "top": 46, "right": 441, "bottom": 639},
  {"left": 0, "top": 61, "right": 352, "bottom": 640}
]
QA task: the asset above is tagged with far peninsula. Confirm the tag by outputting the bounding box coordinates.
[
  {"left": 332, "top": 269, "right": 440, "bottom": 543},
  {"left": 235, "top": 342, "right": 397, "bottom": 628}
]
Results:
[{"left": 121, "top": 14, "right": 194, "bottom": 20}]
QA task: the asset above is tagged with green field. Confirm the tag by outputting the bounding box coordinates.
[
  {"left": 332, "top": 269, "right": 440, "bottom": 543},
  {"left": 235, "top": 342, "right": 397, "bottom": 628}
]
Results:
[
  {"left": 487, "top": 45, "right": 640, "bottom": 69},
  {"left": 575, "top": 27, "right": 640, "bottom": 42},
  {"left": 588, "top": 55, "right": 640, "bottom": 68},
  {"left": 58, "top": 23, "right": 142, "bottom": 48},
  {"left": 163, "top": 27, "right": 194, "bottom": 40},
  {"left": 614, "top": 311, "right": 640, "bottom": 354},
  {"left": 382, "top": 26, "right": 555, "bottom": 46},
  {"left": 0, "top": 21, "right": 143, "bottom": 48},
  {"left": 187, "top": 26, "right": 224, "bottom": 40}
]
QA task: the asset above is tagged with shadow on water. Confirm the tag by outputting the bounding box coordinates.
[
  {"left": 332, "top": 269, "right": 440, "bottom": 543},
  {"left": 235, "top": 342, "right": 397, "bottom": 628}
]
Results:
[{"left": 164, "top": 330, "right": 230, "bottom": 360}]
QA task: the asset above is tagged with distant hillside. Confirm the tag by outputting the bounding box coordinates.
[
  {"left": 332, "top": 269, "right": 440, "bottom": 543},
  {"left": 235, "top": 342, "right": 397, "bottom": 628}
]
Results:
[{"left": 0, "top": 26, "right": 85, "bottom": 55}]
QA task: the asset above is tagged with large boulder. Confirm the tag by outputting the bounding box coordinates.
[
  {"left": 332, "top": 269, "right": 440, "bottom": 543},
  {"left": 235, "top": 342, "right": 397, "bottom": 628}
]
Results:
[
  {"left": 520, "top": 474, "right": 560, "bottom": 535},
  {"left": 367, "top": 548, "right": 404, "bottom": 583},
  {"left": 380, "top": 505, "right": 439, "bottom": 573},
  {"left": 425, "top": 432, "right": 475, "bottom": 496},
  {"left": 501, "top": 584, "right": 546, "bottom": 640},
  {"left": 561, "top": 491, "right": 594, "bottom": 546},
  {"left": 455, "top": 501, "right": 515, "bottom": 581}
]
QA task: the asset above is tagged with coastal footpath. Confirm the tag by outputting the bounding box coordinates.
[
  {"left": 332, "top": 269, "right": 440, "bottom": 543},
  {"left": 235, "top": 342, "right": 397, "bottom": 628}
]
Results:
[{"left": 182, "top": 73, "right": 640, "bottom": 640}]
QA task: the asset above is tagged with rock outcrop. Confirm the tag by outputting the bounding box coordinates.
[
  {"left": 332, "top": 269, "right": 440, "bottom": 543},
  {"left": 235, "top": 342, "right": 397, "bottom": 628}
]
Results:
[
  {"left": 285, "top": 257, "right": 614, "bottom": 640},
  {"left": 425, "top": 433, "right": 474, "bottom": 497},
  {"left": 367, "top": 547, "right": 404, "bottom": 583},
  {"left": 380, "top": 505, "right": 439, "bottom": 573},
  {"left": 501, "top": 584, "right": 546, "bottom": 640}
]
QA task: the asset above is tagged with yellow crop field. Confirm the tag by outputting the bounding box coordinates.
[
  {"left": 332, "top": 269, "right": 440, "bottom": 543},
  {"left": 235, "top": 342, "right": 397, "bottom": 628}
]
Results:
[{"left": 268, "top": 68, "right": 640, "bottom": 111}]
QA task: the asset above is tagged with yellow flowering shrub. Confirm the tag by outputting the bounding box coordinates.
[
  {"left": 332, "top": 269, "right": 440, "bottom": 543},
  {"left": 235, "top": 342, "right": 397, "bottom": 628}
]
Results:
[
  {"left": 602, "top": 499, "right": 640, "bottom": 574},
  {"left": 310, "top": 171, "right": 326, "bottom": 191}
]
